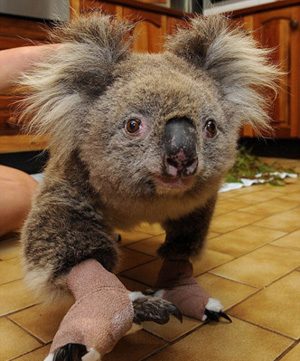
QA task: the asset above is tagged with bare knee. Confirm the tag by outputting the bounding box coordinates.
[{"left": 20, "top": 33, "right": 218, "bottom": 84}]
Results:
[{"left": 0, "top": 166, "right": 38, "bottom": 236}]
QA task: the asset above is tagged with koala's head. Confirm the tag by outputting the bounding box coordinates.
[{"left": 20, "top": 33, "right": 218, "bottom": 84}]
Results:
[{"left": 20, "top": 15, "right": 278, "bottom": 200}]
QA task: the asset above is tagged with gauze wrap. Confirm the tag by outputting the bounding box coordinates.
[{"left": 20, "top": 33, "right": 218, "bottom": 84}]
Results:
[
  {"left": 155, "top": 259, "right": 210, "bottom": 320},
  {"left": 50, "top": 259, "right": 133, "bottom": 357}
]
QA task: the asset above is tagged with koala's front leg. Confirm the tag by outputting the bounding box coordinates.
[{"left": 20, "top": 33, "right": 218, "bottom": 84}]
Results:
[
  {"left": 23, "top": 182, "right": 181, "bottom": 361},
  {"left": 155, "top": 196, "right": 231, "bottom": 323}
]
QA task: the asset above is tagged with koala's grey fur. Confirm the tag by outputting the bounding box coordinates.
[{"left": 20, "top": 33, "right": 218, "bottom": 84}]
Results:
[{"left": 20, "top": 14, "right": 278, "bottom": 301}]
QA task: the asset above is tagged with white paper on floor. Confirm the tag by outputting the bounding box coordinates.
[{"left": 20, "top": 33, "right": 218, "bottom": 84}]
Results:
[{"left": 219, "top": 172, "right": 298, "bottom": 193}]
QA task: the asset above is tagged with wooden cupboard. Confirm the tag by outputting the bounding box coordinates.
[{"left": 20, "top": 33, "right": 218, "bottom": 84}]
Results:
[
  {"left": 72, "top": 0, "right": 186, "bottom": 53},
  {"left": 233, "top": 2, "right": 300, "bottom": 139}
]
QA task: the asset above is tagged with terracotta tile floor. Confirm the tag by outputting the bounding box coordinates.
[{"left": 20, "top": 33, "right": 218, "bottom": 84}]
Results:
[{"left": 0, "top": 158, "right": 299, "bottom": 361}]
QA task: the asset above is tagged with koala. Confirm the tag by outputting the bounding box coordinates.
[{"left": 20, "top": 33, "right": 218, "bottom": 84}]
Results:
[{"left": 19, "top": 14, "right": 278, "bottom": 361}]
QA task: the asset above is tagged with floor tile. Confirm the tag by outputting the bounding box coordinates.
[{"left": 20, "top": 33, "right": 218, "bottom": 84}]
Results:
[
  {"left": 118, "top": 230, "right": 153, "bottom": 246},
  {"left": 253, "top": 207, "right": 300, "bottom": 232},
  {"left": 196, "top": 273, "right": 258, "bottom": 310},
  {"left": 121, "top": 259, "right": 162, "bottom": 287},
  {"left": 118, "top": 275, "right": 148, "bottom": 292},
  {"left": 278, "top": 192, "right": 300, "bottom": 203},
  {"left": 103, "top": 330, "right": 166, "bottom": 361},
  {"left": 143, "top": 315, "right": 200, "bottom": 342},
  {"left": 0, "top": 318, "right": 41, "bottom": 361},
  {"left": 127, "top": 232, "right": 220, "bottom": 258},
  {"left": 218, "top": 191, "right": 237, "bottom": 200},
  {"left": 210, "top": 245, "right": 300, "bottom": 287},
  {"left": 192, "top": 250, "right": 234, "bottom": 275},
  {"left": 280, "top": 343, "right": 300, "bottom": 361},
  {"left": 210, "top": 211, "right": 263, "bottom": 233},
  {"left": 148, "top": 317, "right": 292, "bottom": 361},
  {"left": 0, "top": 256, "right": 23, "bottom": 285},
  {"left": 0, "top": 279, "right": 37, "bottom": 316},
  {"left": 133, "top": 223, "right": 165, "bottom": 236},
  {"left": 234, "top": 190, "right": 279, "bottom": 205},
  {"left": 13, "top": 345, "right": 51, "bottom": 361},
  {"left": 117, "top": 248, "right": 155, "bottom": 273},
  {"left": 0, "top": 235, "right": 21, "bottom": 260},
  {"left": 230, "top": 272, "right": 300, "bottom": 339},
  {"left": 207, "top": 225, "right": 286, "bottom": 257},
  {"left": 215, "top": 198, "right": 255, "bottom": 214},
  {"left": 9, "top": 300, "right": 74, "bottom": 344},
  {"left": 126, "top": 234, "right": 164, "bottom": 257},
  {"left": 239, "top": 197, "right": 300, "bottom": 217},
  {"left": 121, "top": 250, "right": 234, "bottom": 287},
  {"left": 271, "top": 230, "right": 300, "bottom": 251}
]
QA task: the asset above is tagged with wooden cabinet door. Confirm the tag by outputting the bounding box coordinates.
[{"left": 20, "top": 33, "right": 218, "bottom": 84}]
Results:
[
  {"left": 123, "top": 7, "right": 167, "bottom": 53},
  {"left": 166, "top": 16, "right": 187, "bottom": 36},
  {"left": 75, "top": 0, "right": 123, "bottom": 17},
  {"left": 243, "top": 7, "right": 300, "bottom": 138}
]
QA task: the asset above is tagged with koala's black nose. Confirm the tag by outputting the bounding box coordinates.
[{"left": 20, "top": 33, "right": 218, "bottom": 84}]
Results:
[{"left": 162, "top": 117, "right": 198, "bottom": 178}]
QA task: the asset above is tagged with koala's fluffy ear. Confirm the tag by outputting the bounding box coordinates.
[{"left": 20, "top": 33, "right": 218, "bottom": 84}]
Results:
[
  {"left": 19, "top": 14, "right": 133, "bottom": 161},
  {"left": 166, "top": 15, "right": 279, "bottom": 132}
]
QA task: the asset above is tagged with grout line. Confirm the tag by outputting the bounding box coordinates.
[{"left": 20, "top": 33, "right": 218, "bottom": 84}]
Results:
[
  {"left": 210, "top": 213, "right": 272, "bottom": 236},
  {"left": 274, "top": 340, "right": 300, "bottom": 361},
  {"left": 7, "top": 316, "right": 46, "bottom": 346},
  {"left": 206, "top": 271, "right": 259, "bottom": 288},
  {"left": 0, "top": 277, "right": 23, "bottom": 287},
  {"left": 209, "top": 266, "right": 300, "bottom": 292},
  {"left": 141, "top": 322, "right": 208, "bottom": 361},
  {"left": 206, "top": 229, "right": 300, "bottom": 266},
  {"left": 228, "top": 314, "right": 297, "bottom": 341},
  {"left": 201, "top": 272, "right": 260, "bottom": 290},
  {"left": 118, "top": 274, "right": 153, "bottom": 288},
  {"left": 118, "top": 257, "right": 158, "bottom": 274},
  {"left": 269, "top": 243, "right": 300, "bottom": 252},
  {"left": 141, "top": 343, "right": 171, "bottom": 361},
  {"left": 251, "top": 222, "right": 299, "bottom": 233},
  {"left": 123, "top": 245, "right": 160, "bottom": 258},
  {"left": 141, "top": 328, "right": 171, "bottom": 344},
  {"left": 1, "top": 302, "right": 39, "bottom": 318},
  {"left": 8, "top": 344, "right": 49, "bottom": 361}
]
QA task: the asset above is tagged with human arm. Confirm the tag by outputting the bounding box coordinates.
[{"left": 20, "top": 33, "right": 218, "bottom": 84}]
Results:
[{"left": 0, "top": 44, "right": 58, "bottom": 92}]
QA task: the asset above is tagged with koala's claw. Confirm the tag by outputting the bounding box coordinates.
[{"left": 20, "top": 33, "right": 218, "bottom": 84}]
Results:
[
  {"left": 204, "top": 309, "right": 232, "bottom": 323},
  {"left": 170, "top": 304, "right": 183, "bottom": 323},
  {"left": 132, "top": 295, "right": 182, "bottom": 325},
  {"left": 53, "top": 343, "right": 87, "bottom": 361}
]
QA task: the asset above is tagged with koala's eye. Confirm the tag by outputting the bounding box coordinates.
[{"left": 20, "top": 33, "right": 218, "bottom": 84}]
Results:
[
  {"left": 204, "top": 119, "right": 217, "bottom": 138},
  {"left": 126, "top": 118, "right": 142, "bottom": 134}
]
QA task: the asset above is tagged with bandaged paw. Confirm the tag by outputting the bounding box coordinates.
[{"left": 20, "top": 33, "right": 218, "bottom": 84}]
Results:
[
  {"left": 48, "top": 259, "right": 134, "bottom": 360},
  {"left": 154, "top": 259, "right": 231, "bottom": 323},
  {"left": 154, "top": 259, "right": 210, "bottom": 320}
]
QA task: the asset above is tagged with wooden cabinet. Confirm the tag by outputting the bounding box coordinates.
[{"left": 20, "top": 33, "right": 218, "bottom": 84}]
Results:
[
  {"left": 235, "top": 5, "right": 300, "bottom": 139},
  {"left": 123, "top": 7, "right": 167, "bottom": 53},
  {"left": 74, "top": 0, "right": 185, "bottom": 53}
]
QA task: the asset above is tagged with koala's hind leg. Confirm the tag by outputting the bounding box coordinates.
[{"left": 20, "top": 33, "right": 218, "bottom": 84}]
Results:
[{"left": 155, "top": 196, "right": 231, "bottom": 323}]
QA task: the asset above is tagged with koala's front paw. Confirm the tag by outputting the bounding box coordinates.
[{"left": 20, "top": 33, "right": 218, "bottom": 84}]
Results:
[
  {"left": 203, "top": 298, "right": 232, "bottom": 323},
  {"left": 155, "top": 259, "right": 231, "bottom": 323},
  {"left": 46, "top": 344, "right": 101, "bottom": 361},
  {"left": 51, "top": 343, "right": 88, "bottom": 361},
  {"left": 130, "top": 291, "right": 182, "bottom": 325}
]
